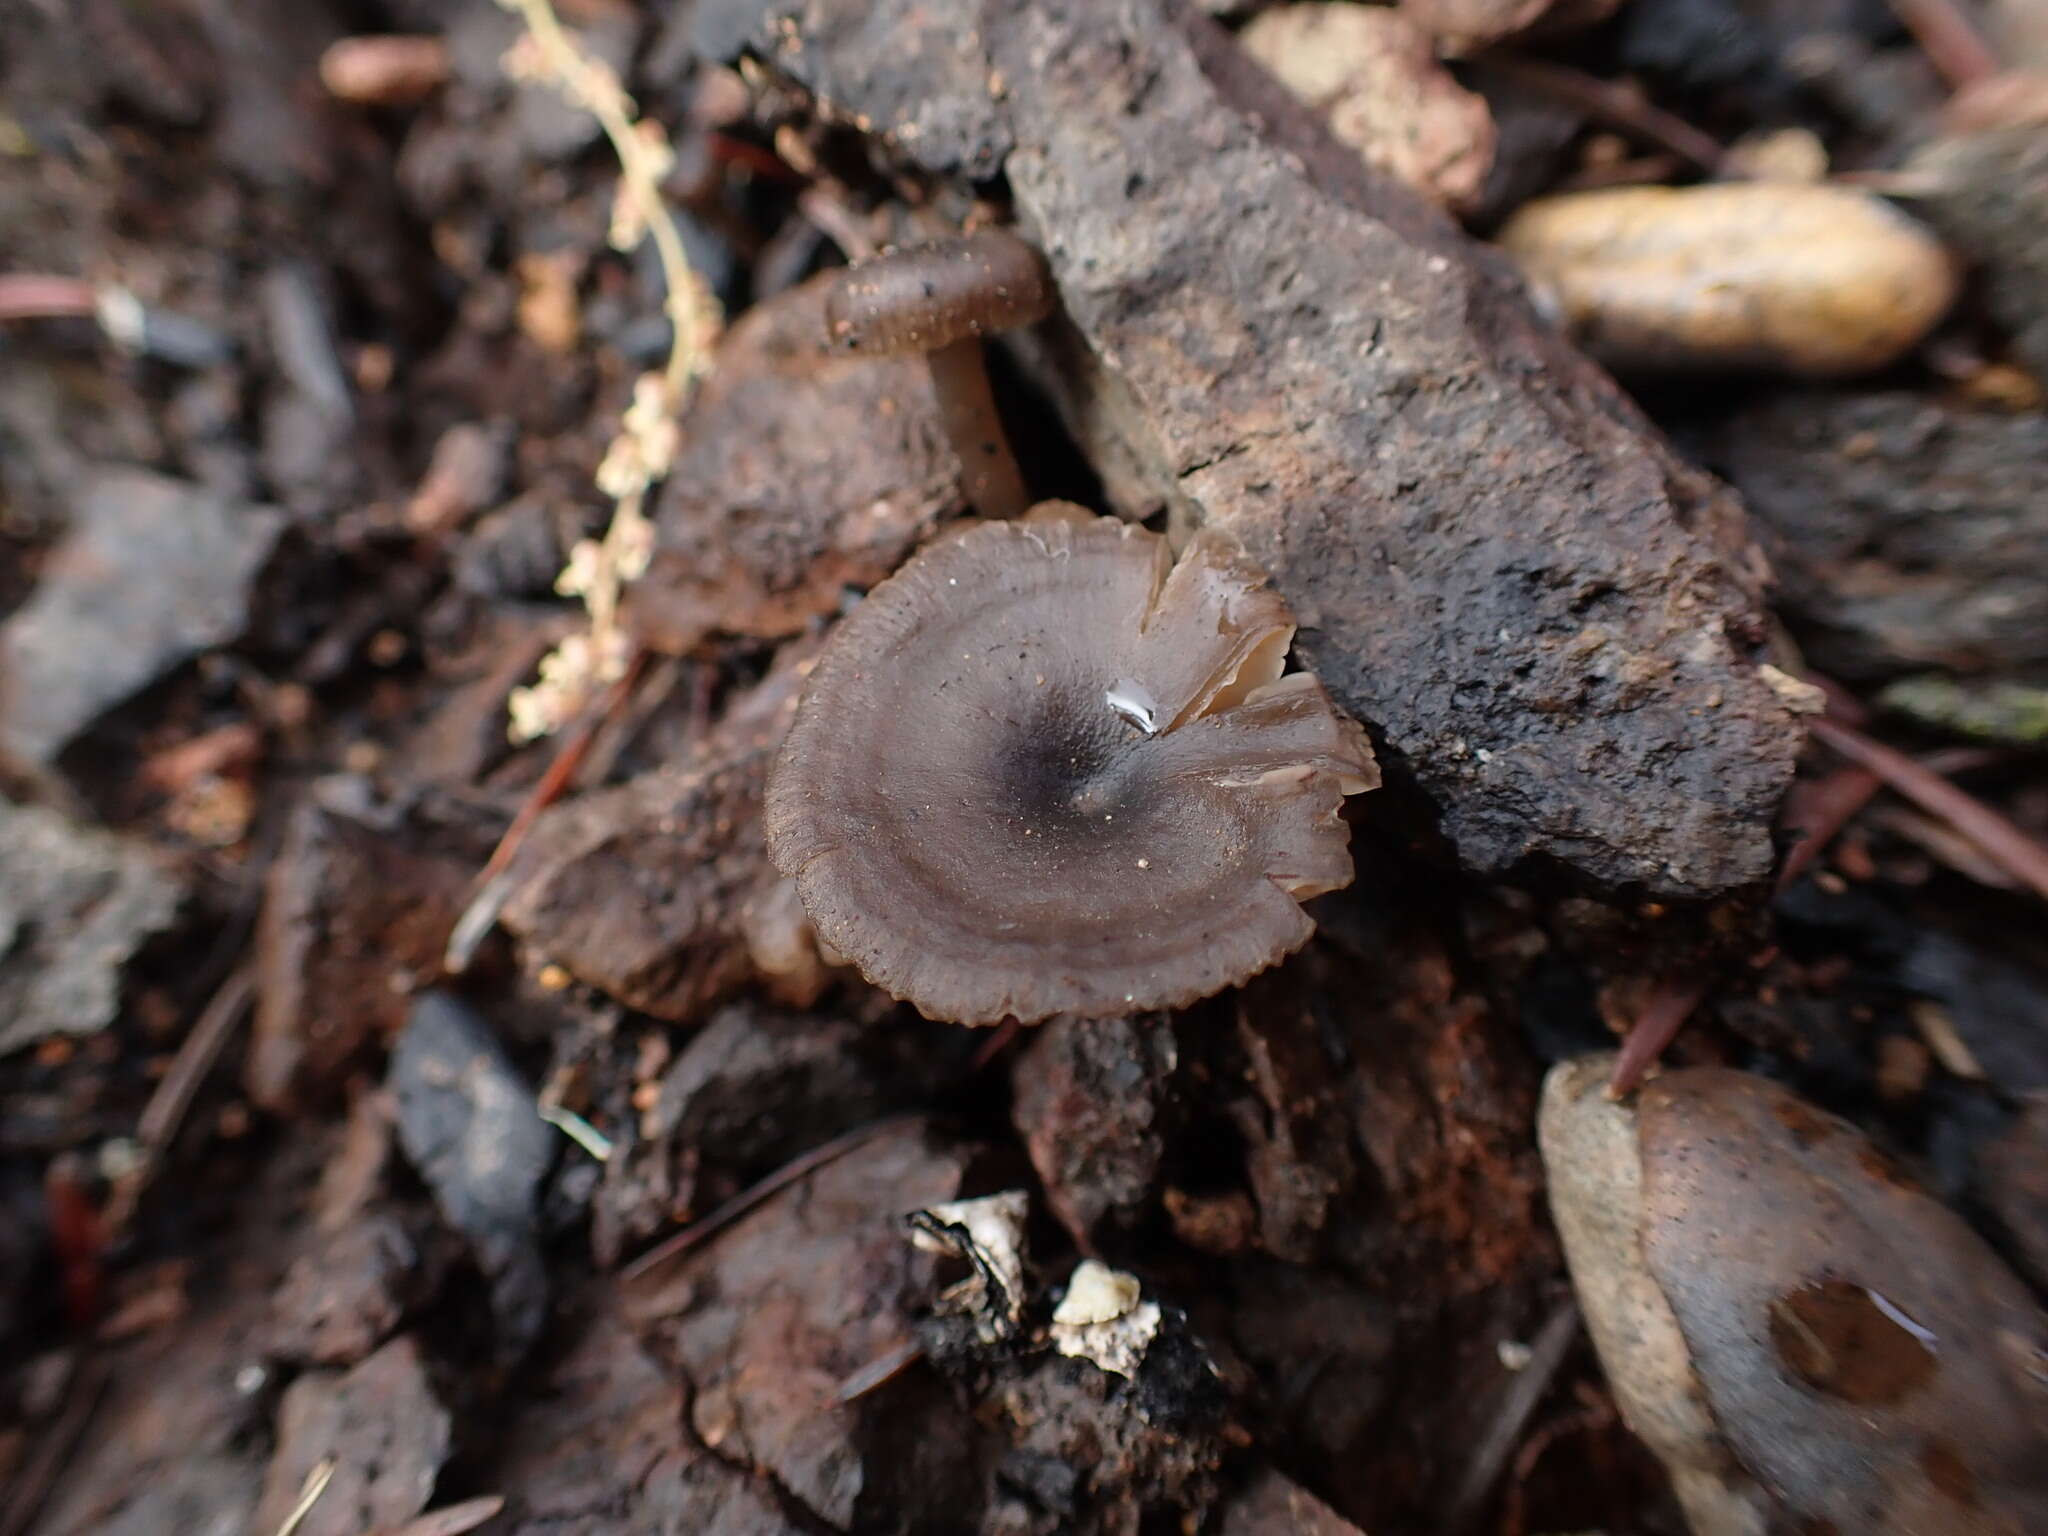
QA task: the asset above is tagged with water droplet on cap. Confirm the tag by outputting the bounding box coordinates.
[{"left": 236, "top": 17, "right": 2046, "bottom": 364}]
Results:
[{"left": 1105, "top": 678, "right": 1158, "bottom": 733}]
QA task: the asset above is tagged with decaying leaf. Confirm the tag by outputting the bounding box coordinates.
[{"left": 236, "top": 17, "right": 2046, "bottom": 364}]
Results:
[
  {"left": 1240, "top": 4, "right": 1497, "bottom": 211},
  {"left": 1498, "top": 183, "right": 1957, "bottom": 375}
]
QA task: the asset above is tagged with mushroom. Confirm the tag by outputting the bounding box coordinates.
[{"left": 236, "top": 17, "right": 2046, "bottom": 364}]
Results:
[
  {"left": 822, "top": 229, "right": 1054, "bottom": 522},
  {"left": 1541, "top": 1055, "right": 2048, "bottom": 1536},
  {"left": 763, "top": 512, "right": 1376, "bottom": 1026}
]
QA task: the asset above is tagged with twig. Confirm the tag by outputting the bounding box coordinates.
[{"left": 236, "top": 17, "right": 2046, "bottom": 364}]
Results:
[
  {"left": 1443, "top": 1300, "right": 1582, "bottom": 1533},
  {"left": 382, "top": 1495, "right": 507, "bottom": 1536},
  {"left": 1809, "top": 716, "right": 2048, "bottom": 903},
  {"left": 1498, "top": 1393, "right": 1617, "bottom": 1536},
  {"left": 1776, "top": 764, "right": 1883, "bottom": 891},
  {"left": 0, "top": 1357, "right": 110, "bottom": 1536},
  {"left": 1778, "top": 748, "right": 1994, "bottom": 890},
  {"left": 446, "top": 647, "right": 648, "bottom": 973},
  {"left": 274, "top": 1458, "right": 338, "bottom": 1536},
  {"left": 1608, "top": 979, "right": 1706, "bottom": 1097},
  {"left": 0, "top": 273, "right": 97, "bottom": 321},
  {"left": 970, "top": 1017, "right": 1023, "bottom": 1073},
  {"left": 1870, "top": 803, "right": 2020, "bottom": 890},
  {"left": 620, "top": 1115, "right": 923, "bottom": 1284},
  {"left": 101, "top": 964, "right": 257, "bottom": 1232},
  {"left": 835, "top": 1338, "right": 928, "bottom": 1403},
  {"left": 1888, "top": 0, "right": 2001, "bottom": 90},
  {"left": 1481, "top": 56, "right": 1726, "bottom": 175}
]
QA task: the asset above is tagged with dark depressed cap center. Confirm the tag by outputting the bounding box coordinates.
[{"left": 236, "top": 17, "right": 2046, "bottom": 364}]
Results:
[{"left": 763, "top": 513, "right": 1377, "bottom": 1025}]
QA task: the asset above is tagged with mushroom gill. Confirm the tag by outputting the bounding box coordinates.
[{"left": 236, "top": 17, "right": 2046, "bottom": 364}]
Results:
[{"left": 763, "top": 513, "right": 1378, "bottom": 1025}]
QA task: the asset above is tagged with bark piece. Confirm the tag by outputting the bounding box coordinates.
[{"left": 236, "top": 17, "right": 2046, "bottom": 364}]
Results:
[
  {"left": 691, "top": 0, "right": 1011, "bottom": 179},
  {"left": 252, "top": 1336, "right": 452, "bottom": 1536},
  {"left": 500, "top": 653, "right": 805, "bottom": 1019},
  {"left": 268, "top": 1209, "right": 444, "bottom": 1367},
  {"left": 631, "top": 1121, "right": 981, "bottom": 1530},
  {"left": 629, "top": 267, "right": 965, "bottom": 653},
  {"left": 0, "top": 466, "right": 285, "bottom": 768},
  {"left": 247, "top": 778, "right": 486, "bottom": 1112},
  {"left": 1012, "top": 1014, "right": 1175, "bottom": 1243},
  {"left": 1219, "top": 1469, "right": 1368, "bottom": 1536},
  {"left": 486, "top": 1305, "right": 802, "bottom": 1534},
  {"left": 0, "top": 798, "right": 182, "bottom": 1055},
  {"left": 715, "top": 0, "right": 1801, "bottom": 894},
  {"left": 1712, "top": 389, "right": 2048, "bottom": 678},
  {"left": 1909, "top": 126, "right": 2048, "bottom": 381}
]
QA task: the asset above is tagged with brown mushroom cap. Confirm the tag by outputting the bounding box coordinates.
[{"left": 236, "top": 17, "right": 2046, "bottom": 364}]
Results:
[
  {"left": 823, "top": 229, "right": 1055, "bottom": 354},
  {"left": 763, "top": 515, "right": 1377, "bottom": 1025}
]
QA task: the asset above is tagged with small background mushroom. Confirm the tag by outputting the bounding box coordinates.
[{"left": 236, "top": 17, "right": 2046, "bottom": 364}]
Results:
[
  {"left": 1542, "top": 1056, "right": 2048, "bottom": 1536},
  {"left": 823, "top": 229, "right": 1055, "bottom": 521},
  {"left": 764, "top": 513, "right": 1376, "bottom": 1025}
]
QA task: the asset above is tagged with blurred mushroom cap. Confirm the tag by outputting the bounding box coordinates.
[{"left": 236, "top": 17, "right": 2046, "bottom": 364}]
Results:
[
  {"left": 764, "top": 514, "right": 1376, "bottom": 1025},
  {"left": 1542, "top": 1056, "right": 2048, "bottom": 1536},
  {"left": 824, "top": 229, "right": 1054, "bottom": 354}
]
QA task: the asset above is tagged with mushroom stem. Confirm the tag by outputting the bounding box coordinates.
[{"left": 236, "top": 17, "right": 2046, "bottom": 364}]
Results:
[{"left": 927, "top": 339, "right": 1030, "bottom": 523}]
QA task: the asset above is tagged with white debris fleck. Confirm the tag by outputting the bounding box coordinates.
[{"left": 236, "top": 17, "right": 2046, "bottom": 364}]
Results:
[
  {"left": 1758, "top": 663, "right": 1827, "bottom": 715},
  {"left": 1051, "top": 1259, "right": 1161, "bottom": 1379},
  {"left": 908, "top": 1189, "right": 1031, "bottom": 1343}
]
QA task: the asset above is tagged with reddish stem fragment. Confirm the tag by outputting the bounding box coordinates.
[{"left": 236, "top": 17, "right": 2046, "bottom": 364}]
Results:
[
  {"left": 1608, "top": 979, "right": 1706, "bottom": 1098},
  {"left": 1887, "top": 0, "right": 2001, "bottom": 90},
  {"left": 1809, "top": 716, "right": 2048, "bottom": 904},
  {"left": 445, "top": 649, "right": 648, "bottom": 973},
  {"left": 43, "top": 1155, "right": 107, "bottom": 1329},
  {"left": 1777, "top": 746, "right": 2001, "bottom": 891},
  {"left": 1482, "top": 56, "right": 1726, "bottom": 174},
  {"left": 0, "top": 274, "right": 96, "bottom": 322},
  {"left": 1776, "top": 764, "right": 1883, "bottom": 891}
]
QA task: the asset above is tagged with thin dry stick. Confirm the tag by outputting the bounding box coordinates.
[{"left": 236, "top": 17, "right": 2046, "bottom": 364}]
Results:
[
  {"left": 445, "top": 645, "right": 648, "bottom": 973},
  {"left": 1482, "top": 56, "right": 1726, "bottom": 174},
  {"left": 836, "top": 1338, "right": 928, "bottom": 1403},
  {"left": 1810, "top": 716, "right": 2048, "bottom": 903},
  {"left": 620, "top": 1115, "right": 923, "bottom": 1284},
  {"left": 1445, "top": 1300, "right": 1583, "bottom": 1533},
  {"left": 102, "top": 964, "right": 257, "bottom": 1231},
  {"left": 383, "top": 1495, "right": 508, "bottom": 1536},
  {"left": 0, "top": 1357, "right": 111, "bottom": 1536},
  {"left": 1776, "top": 746, "right": 2000, "bottom": 891},
  {"left": 274, "top": 1458, "right": 338, "bottom": 1536},
  {"left": 0, "top": 274, "right": 96, "bottom": 321},
  {"left": 1888, "top": 0, "right": 2001, "bottom": 89}
]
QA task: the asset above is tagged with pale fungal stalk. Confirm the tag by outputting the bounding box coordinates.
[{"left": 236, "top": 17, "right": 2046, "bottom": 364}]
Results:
[{"left": 495, "top": 0, "right": 721, "bottom": 742}]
